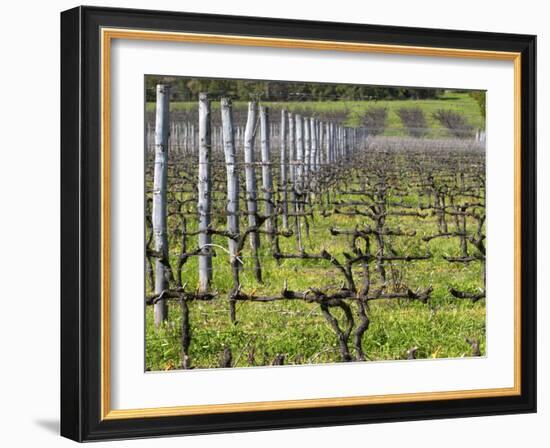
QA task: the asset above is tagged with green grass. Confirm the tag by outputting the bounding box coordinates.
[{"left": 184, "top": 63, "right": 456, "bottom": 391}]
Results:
[
  {"left": 146, "top": 91, "right": 485, "bottom": 137},
  {"left": 146, "top": 184, "right": 486, "bottom": 371}
]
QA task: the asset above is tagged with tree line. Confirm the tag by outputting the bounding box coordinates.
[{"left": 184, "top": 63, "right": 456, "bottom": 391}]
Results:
[{"left": 145, "top": 76, "right": 447, "bottom": 102}]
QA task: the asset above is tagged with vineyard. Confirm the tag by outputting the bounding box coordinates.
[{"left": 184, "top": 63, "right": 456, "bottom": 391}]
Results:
[{"left": 145, "top": 83, "right": 486, "bottom": 371}]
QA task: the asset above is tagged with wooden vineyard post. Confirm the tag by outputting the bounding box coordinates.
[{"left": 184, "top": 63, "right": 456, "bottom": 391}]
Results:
[
  {"left": 294, "top": 114, "right": 304, "bottom": 251},
  {"left": 304, "top": 116, "right": 311, "bottom": 179},
  {"left": 310, "top": 117, "right": 318, "bottom": 172},
  {"left": 317, "top": 120, "right": 323, "bottom": 168},
  {"left": 334, "top": 124, "right": 338, "bottom": 161},
  {"left": 334, "top": 124, "right": 339, "bottom": 161},
  {"left": 337, "top": 125, "right": 342, "bottom": 161},
  {"left": 152, "top": 84, "right": 170, "bottom": 327},
  {"left": 288, "top": 112, "right": 301, "bottom": 251},
  {"left": 171, "top": 122, "right": 177, "bottom": 154},
  {"left": 318, "top": 120, "right": 323, "bottom": 169},
  {"left": 295, "top": 114, "right": 304, "bottom": 190},
  {"left": 260, "top": 106, "right": 274, "bottom": 242},
  {"left": 343, "top": 126, "right": 346, "bottom": 160},
  {"left": 197, "top": 93, "right": 212, "bottom": 292},
  {"left": 341, "top": 126, "right": 345, "bottom": 160},
  {"left": 280, "top": 109, "right": 289, "bottom": 230},
  {"left": 244, "top": 101, "right": 262, "bottom": 283},
  {"left": 221, "top": 98, "right": 240, "bottom": 322},
  {"left": 325, "top": 121, "right": 331, "bottom": 164},
  {"left": 288, "top": 112, "right": 295, "bottom": 188},
  {"left": 343, "top": 126, "right": 347, "bottom": 160}
]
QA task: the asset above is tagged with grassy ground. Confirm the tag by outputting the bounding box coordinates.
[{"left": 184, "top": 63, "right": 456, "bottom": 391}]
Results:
[
  {"left": 145, "top": 91, "right": 485, "bottom": 137},
  {"left": 146, "top": 176, "right": 486, "bottom": 370}
]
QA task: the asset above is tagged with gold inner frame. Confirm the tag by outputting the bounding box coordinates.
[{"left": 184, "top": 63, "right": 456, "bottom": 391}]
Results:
[{"left": 100, "top": 27, "right": 522, "bottom": 420}]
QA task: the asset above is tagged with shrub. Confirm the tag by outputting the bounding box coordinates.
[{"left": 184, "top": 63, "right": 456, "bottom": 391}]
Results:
[
  {"left": 432, "top": 109, "right": 474, "bottom": 138},
  {"left": 363, "top": 107, "right": 388, "bottom": 136},
  {"left": 397, "top": 107, "right": 428, "bottom": 137},
  {"left": 468, "top": 91, "right": 486, "bottom": 119}
]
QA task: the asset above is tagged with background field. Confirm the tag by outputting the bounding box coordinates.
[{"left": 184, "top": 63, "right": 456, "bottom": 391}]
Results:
[{"left": 146, "top": 91, "right": 485, "bottom": 137}]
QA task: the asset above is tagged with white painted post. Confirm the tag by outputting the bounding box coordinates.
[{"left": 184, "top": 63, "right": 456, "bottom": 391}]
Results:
[
  {"left": 318, "top": 121, "right": 324, "bottom": 167},
  {"left": 280, "top": 109, "right": 289, "bottom": 230},
  {"left": 304, "top": 116, "right": 311, "bottom": 179},
  {"left": 288, "top": 112, "right": 295, "bottom": 187},
  {"left": 260, "top": 106, "right": 274, "bottom": 240},
  {"left": 310, "top": 117, "right": 318, "bottom": 172},
  {"left": 197, "top": 93, "right": 212, "bottom": 292},
  {"left": 243, "top": 101, "right": 262, "bottom": 282},
  {"left": 333, "top": 125, "right": 337, "bottom": 160},
  {"left": 221, "top": 98, "right": 239, "bottom": 263},
  {"left": 294, "top": 114, "right": 304, "bottom": 251},
  {"left": 221, "top": 98, "right": 239, "bottom": 322},
  {"left": 152, "top": 84, "right": 170, "bottom": 327},
  {"left": 325, "top": 122, "right": 331, "bottom": 164},
  {"left": 295, "top": 114, "right": 304, "bottom": 189}
]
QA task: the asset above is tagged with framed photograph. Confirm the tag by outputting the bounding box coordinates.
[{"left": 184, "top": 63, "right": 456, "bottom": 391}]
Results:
[{"left": 60, "top": 6, "right": 536, "bottom": 441}]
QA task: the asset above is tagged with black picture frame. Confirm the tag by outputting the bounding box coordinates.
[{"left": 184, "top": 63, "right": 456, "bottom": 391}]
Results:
[{"left": 61, "top": 5, "right": 536, "bottom": 442}]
